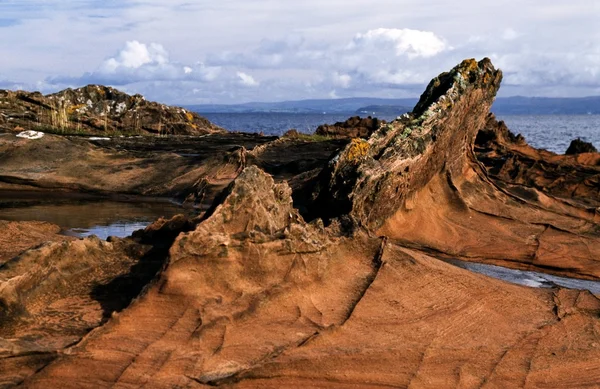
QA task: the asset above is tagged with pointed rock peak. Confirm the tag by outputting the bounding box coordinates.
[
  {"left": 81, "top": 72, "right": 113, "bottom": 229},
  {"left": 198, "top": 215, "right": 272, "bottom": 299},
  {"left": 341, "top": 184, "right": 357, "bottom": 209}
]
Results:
[
  {"left": 201, "top": 166, "right": 300, "bottom": 236},
  {"left": 412, "top": 58, "right": 501, "bottom": 118}
]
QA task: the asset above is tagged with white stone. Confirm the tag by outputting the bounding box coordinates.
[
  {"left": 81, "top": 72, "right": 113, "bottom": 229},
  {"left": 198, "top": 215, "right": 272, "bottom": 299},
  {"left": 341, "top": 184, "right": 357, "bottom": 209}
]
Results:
[{"left": 16, "top": 130, "right": 44, "bottom": 140}]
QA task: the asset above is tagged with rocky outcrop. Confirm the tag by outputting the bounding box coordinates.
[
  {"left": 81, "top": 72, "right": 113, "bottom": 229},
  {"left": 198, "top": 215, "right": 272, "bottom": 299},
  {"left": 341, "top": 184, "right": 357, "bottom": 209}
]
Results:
[
  {"left": 566, "top": 137, "right": 598, "bottom": 154},
  {"left": 16, "top": 167, "right": 600, "bottom": 389},
  {"left": 476, "top": 114, "right": 600, "bottom": 206},
  {"left": 0, "top": 131, "right": 348, "bottom": 210},
  {"left": 3, "top": 58, "right": 600, "bottom": 388},
  {"left": 0, "top": 85, "right": 223, "bottom": 136},
  {"left": 308, "top": 58, "right": 503, "bottom": 226},
  {"left": 302, "top": 58, "right": 600, "bottom": 281},
  {"left": 314, "top": 115, "right": 385, "bottom": 139},
  {"left": 0, "top": 214, "right": 195, "bottom": 387}
]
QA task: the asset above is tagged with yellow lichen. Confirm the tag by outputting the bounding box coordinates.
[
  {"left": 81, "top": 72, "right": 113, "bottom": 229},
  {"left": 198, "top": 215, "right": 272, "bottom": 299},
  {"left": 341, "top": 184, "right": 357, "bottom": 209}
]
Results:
[
  {"left": 345, "top": 138, "right": 369, "bottom": 162},
  {"left": 185, "top": 112, "right": 194, "bottom": 122},
  {"left": 67, "top": 104, "right": 87, "bottom": 115}
]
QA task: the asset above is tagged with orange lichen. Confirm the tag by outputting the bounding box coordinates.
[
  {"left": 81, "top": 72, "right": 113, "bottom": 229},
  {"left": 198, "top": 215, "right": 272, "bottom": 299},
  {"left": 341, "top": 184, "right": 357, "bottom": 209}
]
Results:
[
  {"left": 185, "top": 112, "right": 194, "bottom": 122},
  {"left": 346, "top": 138, "right": 370, "bottom": 162}
]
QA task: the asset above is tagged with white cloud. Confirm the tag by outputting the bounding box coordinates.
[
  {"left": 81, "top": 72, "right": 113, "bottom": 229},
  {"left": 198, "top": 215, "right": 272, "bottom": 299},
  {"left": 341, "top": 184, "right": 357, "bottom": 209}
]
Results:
[
  {"left": 101, "top": 41, "right": 169, "bottom": 71},
  {"left": 46, "top": 41, "right": 222, "bottom": 86},
  {"left": 1, "top": 0, "right": 599, "bottom": 103},
  {"left": 332, "top": 72, "right": 352, "bottom": 88},
  {"left": 349, "top": 28, "right": 448, "bottom": 59},
  {"left": 237, "top": 72, "right": 259, "bottom": 87}
]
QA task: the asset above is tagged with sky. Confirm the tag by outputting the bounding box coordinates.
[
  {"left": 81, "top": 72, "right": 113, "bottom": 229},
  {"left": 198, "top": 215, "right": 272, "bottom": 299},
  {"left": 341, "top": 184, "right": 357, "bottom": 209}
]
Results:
[{"left": 1, "top": 0, "right": 599, "bottom": 104}]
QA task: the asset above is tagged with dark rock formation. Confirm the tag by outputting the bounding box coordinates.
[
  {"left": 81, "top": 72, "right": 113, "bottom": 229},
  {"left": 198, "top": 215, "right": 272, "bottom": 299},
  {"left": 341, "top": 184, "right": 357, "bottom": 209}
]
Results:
[
  {"left": 476, "top": 114, "right": 600, "bottom": 207},
  {"left": 0, "top": 85, "right": 223, "bottom": 136},
  {"left": 0, "top": 131, "right": 348, "bottom": 211},
  {"left": 314, "top": 115, "right": 385, "bottom": 138},
  {"left": 566, "top": 138, "right": 598, "bottom": 154}
]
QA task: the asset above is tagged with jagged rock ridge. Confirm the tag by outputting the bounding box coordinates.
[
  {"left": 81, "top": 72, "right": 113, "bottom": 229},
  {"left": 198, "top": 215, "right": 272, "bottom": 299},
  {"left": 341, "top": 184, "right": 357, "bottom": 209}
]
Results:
[{"left": 0, "top": 85, "right": 223, "bottom": 135}]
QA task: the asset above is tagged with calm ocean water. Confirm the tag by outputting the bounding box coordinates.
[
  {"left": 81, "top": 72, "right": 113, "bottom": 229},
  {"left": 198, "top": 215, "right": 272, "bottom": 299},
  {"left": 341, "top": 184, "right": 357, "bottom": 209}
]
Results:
[{"left": 200, "top": 112, "right": 600, "bottom": 154}]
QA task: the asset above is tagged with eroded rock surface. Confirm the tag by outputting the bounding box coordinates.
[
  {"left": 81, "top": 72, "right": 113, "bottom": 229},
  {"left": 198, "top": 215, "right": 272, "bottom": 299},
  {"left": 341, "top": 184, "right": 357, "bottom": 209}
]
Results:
[
  {"left": 306, "top": 59, "right": 600, "bottom": 280},
  {"left": 0, "top": 221, "right": 72, "bottom": 265},
  {"left": 16, "top": 167, "right": 600, "bottom": 389},
  {"left": 0, "top": 85, "right": 223, "bottom": 136},
  {"left": 0, "top": 215, "right": 193, "bottom": 387},
  {"left": 2, "top": 58, "right": 600, "bottom": 388},
  {"left": 0, "top": 132, "right": 348, "bottom": 210}
]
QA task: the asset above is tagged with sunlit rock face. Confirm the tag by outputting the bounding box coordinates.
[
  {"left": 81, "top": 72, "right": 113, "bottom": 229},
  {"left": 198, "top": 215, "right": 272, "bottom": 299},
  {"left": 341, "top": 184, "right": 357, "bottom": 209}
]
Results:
[{"left": 0, "top": 85, "right": 224, "bottom": 136}]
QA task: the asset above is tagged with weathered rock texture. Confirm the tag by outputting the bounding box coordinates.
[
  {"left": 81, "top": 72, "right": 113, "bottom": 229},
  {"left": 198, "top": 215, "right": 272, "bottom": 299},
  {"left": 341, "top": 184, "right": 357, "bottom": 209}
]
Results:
[
  {"left": 0, "top": 215, "right": 193, "bottom": 387},
  {"left": 0, "top": 221, "right": 72, "bottom": 266},
  {"left": 0, "top": 85, "right": 223, "bottom": 136},
  {"left": 2, "top": 58, "right": 600, "bottom": 388},
  {"left": 16, "top": 167, "right": 600, "bottom": 389}
]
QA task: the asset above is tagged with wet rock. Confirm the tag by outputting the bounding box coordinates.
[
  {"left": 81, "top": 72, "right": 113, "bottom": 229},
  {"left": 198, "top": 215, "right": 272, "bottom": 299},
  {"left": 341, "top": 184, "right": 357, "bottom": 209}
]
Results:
[{"left": 566, "top": 138, "right": 598, "bottom": 154}]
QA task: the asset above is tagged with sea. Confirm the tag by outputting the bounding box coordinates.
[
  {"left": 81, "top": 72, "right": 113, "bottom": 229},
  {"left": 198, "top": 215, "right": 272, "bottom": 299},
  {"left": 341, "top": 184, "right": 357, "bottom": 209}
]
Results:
[{"left": 199, "top": 112, "right": 600, "bottom": 154}]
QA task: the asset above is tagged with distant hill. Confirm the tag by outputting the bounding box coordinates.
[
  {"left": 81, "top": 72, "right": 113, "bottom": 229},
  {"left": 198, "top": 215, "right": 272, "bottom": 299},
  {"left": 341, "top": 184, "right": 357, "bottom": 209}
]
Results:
[
  {"left": 185, "top": 98, "right": 418, "bottom": 114},
  {"left": 186, "top": 96, "right": 600, "bottom": 115}
]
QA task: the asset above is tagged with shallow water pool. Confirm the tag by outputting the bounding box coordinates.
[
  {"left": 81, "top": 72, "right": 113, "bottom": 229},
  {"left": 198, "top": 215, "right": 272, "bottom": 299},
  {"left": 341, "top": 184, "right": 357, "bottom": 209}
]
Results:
[{"left": 0, "top": 196, "right": 195, "bottom": 239}]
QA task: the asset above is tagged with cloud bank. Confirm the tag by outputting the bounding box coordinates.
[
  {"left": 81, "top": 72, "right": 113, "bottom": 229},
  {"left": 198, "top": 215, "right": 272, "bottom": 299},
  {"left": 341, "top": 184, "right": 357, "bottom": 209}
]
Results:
[{"left": 1, "top": 0, "right": 599, "bottom": 103}]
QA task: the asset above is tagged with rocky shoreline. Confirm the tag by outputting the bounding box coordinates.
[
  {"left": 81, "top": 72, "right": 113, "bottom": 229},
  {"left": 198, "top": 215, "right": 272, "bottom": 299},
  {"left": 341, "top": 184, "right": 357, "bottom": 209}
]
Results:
[{"left": 1, "top": 58, "right": 600, "bottom": 388}]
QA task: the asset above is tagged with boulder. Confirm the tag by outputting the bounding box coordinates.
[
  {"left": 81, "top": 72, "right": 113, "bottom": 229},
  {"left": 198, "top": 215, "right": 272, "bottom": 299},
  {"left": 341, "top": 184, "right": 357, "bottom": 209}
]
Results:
[
  {"left": 314, "top": 115, "right": 384, "bottom": 138},
  {"left": 566, "top": 138, "right": 598, "bottom": 154}
]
